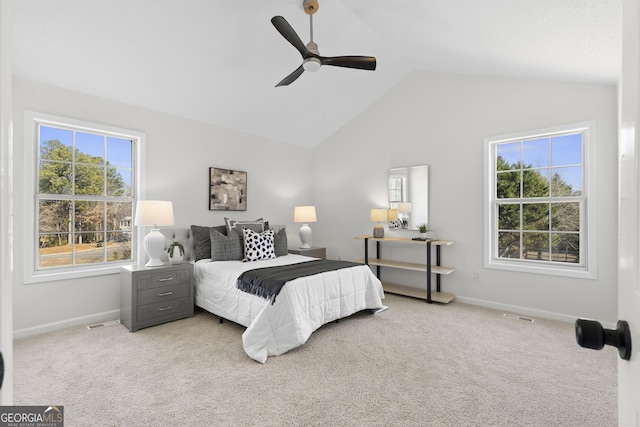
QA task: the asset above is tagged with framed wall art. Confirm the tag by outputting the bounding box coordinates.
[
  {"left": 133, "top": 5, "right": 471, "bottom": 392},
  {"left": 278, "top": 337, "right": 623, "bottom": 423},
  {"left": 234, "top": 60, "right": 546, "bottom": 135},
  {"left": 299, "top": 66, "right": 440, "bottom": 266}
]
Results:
[{"left": 209, "top": 168, "right": 247, "bottom": 211}]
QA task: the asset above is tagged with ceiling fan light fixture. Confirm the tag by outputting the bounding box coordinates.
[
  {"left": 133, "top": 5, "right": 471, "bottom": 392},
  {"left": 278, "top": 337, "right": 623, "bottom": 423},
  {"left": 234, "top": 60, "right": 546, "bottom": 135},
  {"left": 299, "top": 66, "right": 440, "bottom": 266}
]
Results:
[{"left": 302, "top": 57, "right": 321, "bottom": 72}]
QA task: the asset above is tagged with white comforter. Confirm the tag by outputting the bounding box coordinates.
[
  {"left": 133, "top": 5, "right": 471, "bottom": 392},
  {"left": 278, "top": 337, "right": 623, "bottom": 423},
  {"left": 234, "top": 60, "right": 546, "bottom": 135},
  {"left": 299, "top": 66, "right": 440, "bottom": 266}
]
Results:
[{"left": 193, "top": 254, "right": 385, "bottom": 363}]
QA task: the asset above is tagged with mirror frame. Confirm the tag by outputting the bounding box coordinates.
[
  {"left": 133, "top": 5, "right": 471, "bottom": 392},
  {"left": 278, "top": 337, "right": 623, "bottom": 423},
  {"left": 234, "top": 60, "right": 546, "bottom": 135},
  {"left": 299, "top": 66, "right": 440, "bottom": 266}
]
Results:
[{"left": 388, "top": 165, "right": 429, "bottom": 230}]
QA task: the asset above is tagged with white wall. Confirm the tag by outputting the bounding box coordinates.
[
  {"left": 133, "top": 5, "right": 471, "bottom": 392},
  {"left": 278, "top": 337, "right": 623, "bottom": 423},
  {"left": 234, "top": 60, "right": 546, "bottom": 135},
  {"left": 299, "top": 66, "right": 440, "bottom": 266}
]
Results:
[
  {"left": 313, "top": 70, "right": 619, "bottom": 324},
  {"left": 12, "top": 77, "right": 314, "bottom": 335},
  {"left": 12, "top": 70, "right": 619, "bottom": 335}
]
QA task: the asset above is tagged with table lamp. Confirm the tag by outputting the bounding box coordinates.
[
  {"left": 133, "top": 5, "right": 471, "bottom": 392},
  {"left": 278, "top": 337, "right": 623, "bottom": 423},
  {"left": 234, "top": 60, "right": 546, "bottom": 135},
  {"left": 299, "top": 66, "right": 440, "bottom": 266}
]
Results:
[
  {"left": 398, "top": 202, "right": 412, "bottom": 228},
  {"left": 388, "top": 208, "right": 398, "bottom": 223},
  {"left": 371, "top": 208, "right": 388, "bottom": 238},
  {"left": 134, "top": 200, "right": 174, "bottom": 267},
  {"left": 294, "top": 205, "right": 317, "bottom": 249}
]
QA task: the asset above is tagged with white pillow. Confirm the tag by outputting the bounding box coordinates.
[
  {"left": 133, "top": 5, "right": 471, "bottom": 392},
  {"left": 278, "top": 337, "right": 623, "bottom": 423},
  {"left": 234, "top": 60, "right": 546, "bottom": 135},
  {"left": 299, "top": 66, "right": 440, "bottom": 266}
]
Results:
[{"left": 242, "top": 227, "right": 276, "bottom": 262}]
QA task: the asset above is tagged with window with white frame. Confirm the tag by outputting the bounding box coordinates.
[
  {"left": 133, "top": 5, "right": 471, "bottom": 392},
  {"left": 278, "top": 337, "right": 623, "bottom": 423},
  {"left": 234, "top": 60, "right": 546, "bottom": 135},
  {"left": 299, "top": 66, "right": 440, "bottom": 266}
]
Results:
[
  {"left": 25, "top": 111, "right": 145, "bottom": 283},
  {"left": 483, "top": 121, "right": 596, "bottom": 279}
]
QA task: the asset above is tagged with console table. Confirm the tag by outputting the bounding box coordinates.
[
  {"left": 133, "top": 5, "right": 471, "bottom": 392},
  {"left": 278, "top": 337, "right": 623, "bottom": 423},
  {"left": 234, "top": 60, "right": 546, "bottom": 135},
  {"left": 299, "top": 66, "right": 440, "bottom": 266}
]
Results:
[{"left": 355, "top": 236, "right": 455, "bottom": 304}]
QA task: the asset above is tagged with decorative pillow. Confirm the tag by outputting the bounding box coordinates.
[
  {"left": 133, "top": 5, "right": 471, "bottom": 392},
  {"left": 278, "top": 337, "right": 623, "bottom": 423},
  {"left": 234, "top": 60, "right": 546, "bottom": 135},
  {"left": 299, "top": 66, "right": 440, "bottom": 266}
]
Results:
[
  {"left": 225, "top": 217, "right": 269, "bottom": 252},
  {"left": 191, "top": 225, "right": 227, "bottom": 261},
  {"left": 224, "top": 217, "right": 267, "bottom": 234},
  {"left": 242, "top": 227, "right": 276, "bottom": 262},
  {"left": 273, "top": 227, "right": 288, "bottom": 257},
  {"left": 210, "top": 228, "right": 243, "bottom": 261}
]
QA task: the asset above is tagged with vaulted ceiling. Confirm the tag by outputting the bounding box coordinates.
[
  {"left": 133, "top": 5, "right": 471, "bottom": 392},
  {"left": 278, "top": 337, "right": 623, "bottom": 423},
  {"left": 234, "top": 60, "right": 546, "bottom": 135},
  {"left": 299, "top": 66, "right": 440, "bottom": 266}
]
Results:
[{"left": 12, "top": 0, "right": 622, "bottom": 148}]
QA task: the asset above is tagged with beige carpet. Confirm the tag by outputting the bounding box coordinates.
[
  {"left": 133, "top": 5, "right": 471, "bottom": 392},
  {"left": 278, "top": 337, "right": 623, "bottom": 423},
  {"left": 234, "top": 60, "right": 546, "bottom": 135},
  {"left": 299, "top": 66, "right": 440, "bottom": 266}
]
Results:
[{"left": 13, "top": 294, "right": 617, "bottom": 426}]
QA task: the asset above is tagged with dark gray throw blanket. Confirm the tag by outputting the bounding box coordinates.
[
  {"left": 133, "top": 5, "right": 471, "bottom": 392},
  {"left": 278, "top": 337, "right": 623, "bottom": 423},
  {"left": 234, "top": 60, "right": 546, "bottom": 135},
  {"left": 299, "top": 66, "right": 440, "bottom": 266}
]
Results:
[{"left": 237, "top": 259, "right": 362, "bottom": 304}]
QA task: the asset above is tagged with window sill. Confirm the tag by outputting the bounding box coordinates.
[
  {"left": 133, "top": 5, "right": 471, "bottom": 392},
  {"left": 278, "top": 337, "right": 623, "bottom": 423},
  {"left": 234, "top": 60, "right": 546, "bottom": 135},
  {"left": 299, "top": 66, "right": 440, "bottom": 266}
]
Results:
[
  {"left": 485, "top": 258, "right": 596, "bottom": 280},
  {"left": 25, "top": 262, "right": 133, "bottom": 284}
]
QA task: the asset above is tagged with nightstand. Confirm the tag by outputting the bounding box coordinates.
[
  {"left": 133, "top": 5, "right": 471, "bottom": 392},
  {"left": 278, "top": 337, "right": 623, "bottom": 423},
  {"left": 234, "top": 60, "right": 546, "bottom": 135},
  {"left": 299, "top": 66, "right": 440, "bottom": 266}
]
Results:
[
  {"left": 120, "top": 263, "right": 194, "bottom": 332},
  {"left": 288, "top": 247, "right": 326, "bottom": 259}
]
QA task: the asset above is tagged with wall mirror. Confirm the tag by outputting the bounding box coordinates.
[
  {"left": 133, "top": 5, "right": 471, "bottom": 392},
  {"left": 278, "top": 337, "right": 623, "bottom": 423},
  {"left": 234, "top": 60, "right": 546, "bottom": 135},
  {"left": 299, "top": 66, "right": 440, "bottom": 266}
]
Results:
[{"left": 388, "top": 165, "right": 429, "bottom": 230}]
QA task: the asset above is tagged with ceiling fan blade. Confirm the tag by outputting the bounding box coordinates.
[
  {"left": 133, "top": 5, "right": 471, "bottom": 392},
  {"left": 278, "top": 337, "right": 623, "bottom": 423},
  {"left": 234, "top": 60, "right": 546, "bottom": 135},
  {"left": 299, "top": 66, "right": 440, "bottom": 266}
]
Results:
[
  {"left": 320, "top": 56, "right": 377, "bottom": 71},
  {"left": 271, "top": 16, "right": 309, "bottom": 58},
  {"left": 276, "top": 65, "right": 305, "bottom": 87}
]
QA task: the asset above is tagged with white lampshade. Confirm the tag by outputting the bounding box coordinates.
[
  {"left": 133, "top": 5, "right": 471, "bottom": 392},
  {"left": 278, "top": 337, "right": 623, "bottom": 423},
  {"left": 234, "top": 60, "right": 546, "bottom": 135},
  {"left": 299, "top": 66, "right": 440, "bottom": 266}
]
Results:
[
  {"left": 134, "top": 201, "right": 174, "bottom": 267},
  {"left": 294, "top": 206, "right": 317, "bottom": 223},
  {"left": 388, "top": 208, "right": 399, "bottom": 222},
  {"left": 134, "top": 200, "right": 175, "bottom": 227},
  {"left": 294, "top": 206, "right": 317, "bottom": 249},
  {"left": 370, "top": 208, "right": 388, "bottom": 223},
  {"left": 398, "top": 202, "right": 413, "bottom": 213}
]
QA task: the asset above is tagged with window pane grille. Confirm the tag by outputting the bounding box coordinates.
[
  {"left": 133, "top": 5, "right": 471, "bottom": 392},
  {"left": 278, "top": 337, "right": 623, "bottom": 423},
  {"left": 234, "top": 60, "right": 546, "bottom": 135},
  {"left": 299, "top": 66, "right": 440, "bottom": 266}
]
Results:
[
  {"left": 388, "top": 177, "right": 404, "bottom": 204},
  {"left": 36, "top": 124, "right": 134, "bottom": 270},
  {"left": 492, "top": 129, "right": 585, "bottom": 267}
]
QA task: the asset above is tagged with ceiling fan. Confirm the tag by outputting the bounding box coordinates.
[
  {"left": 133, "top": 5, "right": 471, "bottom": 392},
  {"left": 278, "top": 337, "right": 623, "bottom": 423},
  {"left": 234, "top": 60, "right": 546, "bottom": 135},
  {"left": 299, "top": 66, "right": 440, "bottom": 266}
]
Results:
[{"left": 271, "top": 0, "right": 377, "bottom": 87}]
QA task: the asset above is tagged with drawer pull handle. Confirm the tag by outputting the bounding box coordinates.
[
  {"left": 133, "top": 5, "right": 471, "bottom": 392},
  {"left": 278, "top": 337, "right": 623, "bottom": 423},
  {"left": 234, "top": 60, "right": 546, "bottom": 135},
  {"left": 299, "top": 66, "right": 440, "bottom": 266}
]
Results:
[
  {"left": 158, "top": 277, "right": 173, "bottom": 282},
  {"left": 157, "top": 292, "right": 173, "bottom": 297},
  {"left": 158, "top": 306, "right": 172, "bottom": 312}
]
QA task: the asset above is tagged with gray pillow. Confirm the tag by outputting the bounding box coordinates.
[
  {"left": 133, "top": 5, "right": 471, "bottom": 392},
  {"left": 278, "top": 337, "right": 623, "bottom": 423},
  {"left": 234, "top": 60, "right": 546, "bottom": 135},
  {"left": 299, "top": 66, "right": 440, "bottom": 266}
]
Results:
[
  {"left": 191, "top": 225, "right": 227, "bottom": 261},
  {"left": 224, "top": 217, "right": 267, "bottom": 234},
  {"left": 273, "top": 227, "right": 288, "bottom": 257},
  {"left": 210, "top": 228, "right": 243, "bottom": 261}
]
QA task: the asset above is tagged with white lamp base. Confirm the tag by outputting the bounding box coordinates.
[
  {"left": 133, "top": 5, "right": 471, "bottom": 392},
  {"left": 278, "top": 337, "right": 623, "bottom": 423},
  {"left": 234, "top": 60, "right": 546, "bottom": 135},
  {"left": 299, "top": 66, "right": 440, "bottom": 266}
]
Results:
[
  {"left": 143, "top": 228, "right": 166, "bottom": 267},
  {"left": 299, "top": 224, "right": 312, "bottom": 249}
]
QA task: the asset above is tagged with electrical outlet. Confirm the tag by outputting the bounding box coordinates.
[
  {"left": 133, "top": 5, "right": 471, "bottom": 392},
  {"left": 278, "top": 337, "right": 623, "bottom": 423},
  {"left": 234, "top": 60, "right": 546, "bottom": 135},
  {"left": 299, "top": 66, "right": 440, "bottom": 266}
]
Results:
[{"left": 474, "top": 271, "right": 481, "bottom": 281}]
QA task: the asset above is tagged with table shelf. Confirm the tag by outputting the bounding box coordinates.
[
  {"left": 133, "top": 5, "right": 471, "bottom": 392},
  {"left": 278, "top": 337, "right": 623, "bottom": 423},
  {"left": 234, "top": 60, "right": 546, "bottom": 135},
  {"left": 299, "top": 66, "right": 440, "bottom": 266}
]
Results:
[
  {"left": 355, "top": 236, "right": 455, "bottom": 304},
  {"left": 356, "top": 258, "right": 455, "bottom": 275}
]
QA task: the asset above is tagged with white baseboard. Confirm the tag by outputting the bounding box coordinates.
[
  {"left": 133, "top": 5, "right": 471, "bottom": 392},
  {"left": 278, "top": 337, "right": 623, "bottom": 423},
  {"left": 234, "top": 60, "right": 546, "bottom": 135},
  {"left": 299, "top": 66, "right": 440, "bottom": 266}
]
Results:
[
  {"left": 13, "top": 309, "right": 121, "bottom": 340},
  {"left": 455, "top": 296, "right": 616, "bottom": 329}
]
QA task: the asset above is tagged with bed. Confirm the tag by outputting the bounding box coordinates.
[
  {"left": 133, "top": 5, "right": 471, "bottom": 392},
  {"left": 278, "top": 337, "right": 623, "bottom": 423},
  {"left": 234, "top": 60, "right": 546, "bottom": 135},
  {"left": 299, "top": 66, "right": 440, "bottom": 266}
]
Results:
[{"left": 160, "top": 223, "right": 385, "bottom": 363}]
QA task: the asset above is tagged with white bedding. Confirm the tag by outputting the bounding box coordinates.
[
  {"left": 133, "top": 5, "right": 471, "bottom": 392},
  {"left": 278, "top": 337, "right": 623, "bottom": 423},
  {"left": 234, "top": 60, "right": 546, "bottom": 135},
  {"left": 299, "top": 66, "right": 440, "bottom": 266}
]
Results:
[{"left": 193, "top": 254, "right": 385, "bottom": 363}]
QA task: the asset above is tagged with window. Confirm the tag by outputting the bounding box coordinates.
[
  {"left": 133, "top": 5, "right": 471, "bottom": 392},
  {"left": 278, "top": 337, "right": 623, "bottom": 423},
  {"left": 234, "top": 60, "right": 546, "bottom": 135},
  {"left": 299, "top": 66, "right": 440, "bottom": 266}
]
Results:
[
  {"left": 388, "top": 176, "right": 404, "bottom": 205},
  {"left": 484, "top": 121, "right": 596, "bottom": 279},
  {"left": 25, "top": 112, "right": 145, "bottom": 283}
]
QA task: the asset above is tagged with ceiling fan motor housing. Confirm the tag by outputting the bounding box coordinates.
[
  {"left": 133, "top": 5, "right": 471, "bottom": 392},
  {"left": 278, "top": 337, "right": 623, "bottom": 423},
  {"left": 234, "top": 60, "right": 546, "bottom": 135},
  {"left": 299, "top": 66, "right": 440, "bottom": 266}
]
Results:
[{"left": 306, "top": 41, "right": 319, "bottom": 55}]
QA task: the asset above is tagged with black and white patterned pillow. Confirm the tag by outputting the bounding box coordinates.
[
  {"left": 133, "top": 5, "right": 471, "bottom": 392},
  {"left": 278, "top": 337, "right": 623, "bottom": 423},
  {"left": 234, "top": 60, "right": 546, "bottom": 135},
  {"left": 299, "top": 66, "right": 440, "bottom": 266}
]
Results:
[{"left": 242, "top": 227, "right": 276, "bottom": 262}]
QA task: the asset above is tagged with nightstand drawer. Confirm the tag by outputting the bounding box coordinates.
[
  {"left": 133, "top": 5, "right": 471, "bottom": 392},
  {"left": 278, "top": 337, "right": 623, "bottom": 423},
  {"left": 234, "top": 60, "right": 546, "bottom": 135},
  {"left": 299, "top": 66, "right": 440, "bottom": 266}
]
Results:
[
  {"left": 121, "top": 263, "right": 194, "bottom": 332},
  {"left": 138, "top": 282, "right": 190, "bottom": 305},
  {"left": 137, "top": 270, "right": 189, "bottom": 290},
  {"left": 137, "top": 297, "right": 191, "bottom": 322}
]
